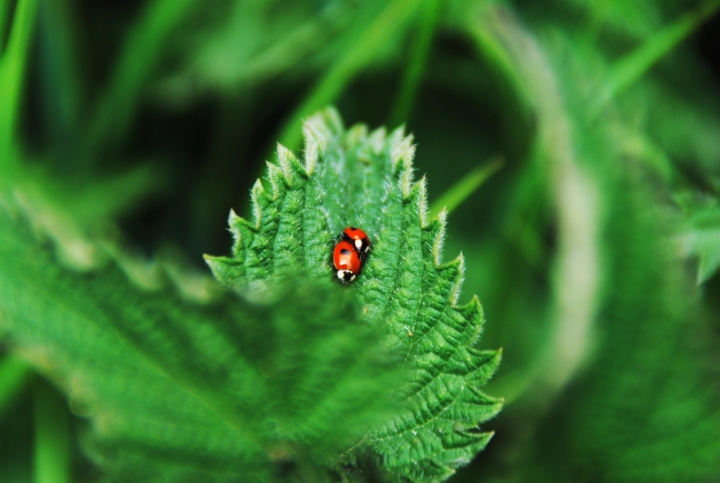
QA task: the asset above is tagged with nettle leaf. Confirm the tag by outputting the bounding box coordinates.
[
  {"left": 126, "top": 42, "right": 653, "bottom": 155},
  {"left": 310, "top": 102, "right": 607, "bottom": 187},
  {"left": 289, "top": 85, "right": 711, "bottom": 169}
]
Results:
[
  {"left": 0, "top": 189, "right": 400, "bottom": 482},
  {"left": 205, "top": 108, "right": 503, "bottom": 482}
]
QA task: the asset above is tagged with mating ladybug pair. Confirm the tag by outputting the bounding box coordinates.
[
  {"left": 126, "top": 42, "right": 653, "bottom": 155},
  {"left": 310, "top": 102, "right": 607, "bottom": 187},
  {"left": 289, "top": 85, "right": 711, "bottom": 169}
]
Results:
[{"left": 333, "top": 227, "right": 371, "bottom": 284}]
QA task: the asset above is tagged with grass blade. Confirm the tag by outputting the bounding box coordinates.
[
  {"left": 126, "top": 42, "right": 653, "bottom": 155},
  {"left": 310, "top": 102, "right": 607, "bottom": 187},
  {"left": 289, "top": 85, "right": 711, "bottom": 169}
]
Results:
[
  {"left": 388, "top": 0, "right": 443, "bottom": 126},
  {"left": 223, "top": 2, "right": 354, "bottom": 88},
  {"left": 592, "top": 0, "right": 720, "bottom": 114},
  {"left": 0, "top": 0, "right": 38, "bottom": 167},
  {"left": 0, "top": 0, "right": 15, "bottom": 55},
  {"left": 429, "top": 156, "right": 503, "bottom": 219},
  {"left": 80, "top": 0, "right": 198, "bottom": 165},
  {"left": 277, "top": 0, "right": 421, "bottom": 150},
  {"left": 37, "top": 0, "right": 85, "bottom": 153}
]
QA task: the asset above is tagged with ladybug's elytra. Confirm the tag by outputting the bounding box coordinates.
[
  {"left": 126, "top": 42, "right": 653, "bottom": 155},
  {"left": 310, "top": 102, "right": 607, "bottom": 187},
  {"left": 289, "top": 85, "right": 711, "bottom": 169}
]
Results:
[
  {"left": 342, "top": 227, "right": 372, "bottom": 260},
  {"left": 333, "top": 240, "right": 363, "bottom": 284}
]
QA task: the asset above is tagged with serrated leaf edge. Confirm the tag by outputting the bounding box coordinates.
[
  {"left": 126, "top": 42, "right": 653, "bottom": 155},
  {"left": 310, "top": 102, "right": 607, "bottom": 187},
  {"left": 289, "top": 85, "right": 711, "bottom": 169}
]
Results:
[{"left": 205, "top": 107, "right": 503, "bottom": 480}]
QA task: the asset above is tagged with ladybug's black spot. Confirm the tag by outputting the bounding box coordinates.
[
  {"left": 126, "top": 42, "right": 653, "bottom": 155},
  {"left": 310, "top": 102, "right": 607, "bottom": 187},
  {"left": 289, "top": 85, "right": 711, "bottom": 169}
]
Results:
[
  {"left": 336, "top": 269, "right": 356, "bottom": 284},
  {"left": 340, "top": 248, "right": 350, "bottom": 255}
]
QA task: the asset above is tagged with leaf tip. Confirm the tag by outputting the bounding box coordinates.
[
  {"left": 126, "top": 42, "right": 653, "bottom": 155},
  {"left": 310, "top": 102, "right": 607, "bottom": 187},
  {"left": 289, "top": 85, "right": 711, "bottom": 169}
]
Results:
[
  {"left": 302, "top": 127, "right": 320, "bottom": 175},
  {"left": 451, "top": 253, "right": 466, "bottom": 304},
  {"left": 430, "top": 209, "right": 448, "bottom": 265},
  {"left": 304, "top": 107, "right": 344, "bottom": 151},
  {"left": 416, "top": 176, "right": 429, "bottom": 225},
  {"left": 278, "top": 143, "right": 307, "bottom": 183},
  {"left": 462, "top": 295, "right": 484, "bottom": 337},
  {"left": 390, "top": 128, "right": 415, "bottom": 168},
  {"left": 369, "top": 126, "right": 387, "bottom": 154},
  {"left": 276, "top": 144, "right": 294, "bottom": 181},
  {"left": 250, "top": 179, "right": 266, "bottom": 224},
  {"left": 399, "top": 163, "right": 415, "bottom": 199},
  {"left": 266, "top": 161, "right": 286, "bottom": 195},
  {"left": 201, "top": 254, "right": 237, "bottom": 277}
]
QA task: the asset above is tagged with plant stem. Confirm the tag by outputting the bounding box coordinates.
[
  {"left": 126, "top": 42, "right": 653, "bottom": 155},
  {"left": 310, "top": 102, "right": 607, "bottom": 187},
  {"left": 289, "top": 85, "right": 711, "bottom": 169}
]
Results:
[
  {"left": 33, "top": 377, "right": 71, "bottom": 483},
  {"left": 0, "top": 354, "right": 31, "bottom": 414}
]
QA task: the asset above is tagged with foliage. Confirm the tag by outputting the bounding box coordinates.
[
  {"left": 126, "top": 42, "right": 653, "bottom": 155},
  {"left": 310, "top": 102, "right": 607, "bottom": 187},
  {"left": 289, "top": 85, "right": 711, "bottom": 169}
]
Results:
[
  {"left": 676, "top": 193, "right": 720, "bottom": 282},
  {"left": 2, "top": 0, "right": 720, "bottom": 482},
  {"left": 0, "top": 186, "right": 411, "bottom": 482},
  {"left": 206, "top": 108, "right": 502, "bottom": 481}
]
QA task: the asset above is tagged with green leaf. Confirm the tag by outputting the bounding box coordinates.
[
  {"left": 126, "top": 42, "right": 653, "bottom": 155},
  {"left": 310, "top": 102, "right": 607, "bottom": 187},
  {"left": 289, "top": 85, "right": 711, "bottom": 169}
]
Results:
[
  {"left": 465, "top": 6, "right": 720, "bottom": 481},
  {"left": 0, "top": 189, "right": 400, "bottom": 482},
  {"left": 389, "top": 0, "right": 443, "bottom": 125},
  {"left": 276, "top": 0, "right": 422, "bottom": 150},
  {"left": 185, "top": 2, "right": 351, "bottom": 91},
  {"left": 519, "top": 178, "right": 720, "bottom": 483},
  {"left": 676, "top": 193, "right": 720, "bottom": 283},
  {"left": 80, "top": 0, "right": 200, "bottom": 163},
  {"left": 205, "top": 108, "right": 503, "bottom": 482},
  {"left": 428, "top": 156, "right": 504, "bottom": 219},
  {"left": 592, "top": 0, "right": 720, "bottom": 115},
  {"left": 0, "top": 0, "right": 38, "bottom": 164}
]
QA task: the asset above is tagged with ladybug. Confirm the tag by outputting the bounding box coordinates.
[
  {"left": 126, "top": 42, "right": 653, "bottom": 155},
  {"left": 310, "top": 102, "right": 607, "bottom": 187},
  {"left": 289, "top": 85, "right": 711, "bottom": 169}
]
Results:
[
  {"left": 333, "top": 240, "right": 363, "bottom": 284},
  {"left": 341, "top": 227, "right": 372, "bottom": 261}
]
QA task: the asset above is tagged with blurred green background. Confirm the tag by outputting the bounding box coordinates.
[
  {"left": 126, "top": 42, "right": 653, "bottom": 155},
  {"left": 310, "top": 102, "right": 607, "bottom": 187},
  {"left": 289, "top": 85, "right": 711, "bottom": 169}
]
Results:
[{"left": 2, "top": 0, "right": 720, "bottom": 481}]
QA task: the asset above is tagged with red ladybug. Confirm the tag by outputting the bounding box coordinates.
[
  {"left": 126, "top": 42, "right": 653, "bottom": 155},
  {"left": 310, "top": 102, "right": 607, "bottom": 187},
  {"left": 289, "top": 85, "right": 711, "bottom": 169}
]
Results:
[
  {"left": 333, "top": 240, "right": 363, "bottom": 284},
  {"left": 342, "top": 227, "right": 372, "bottom": 260}
]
